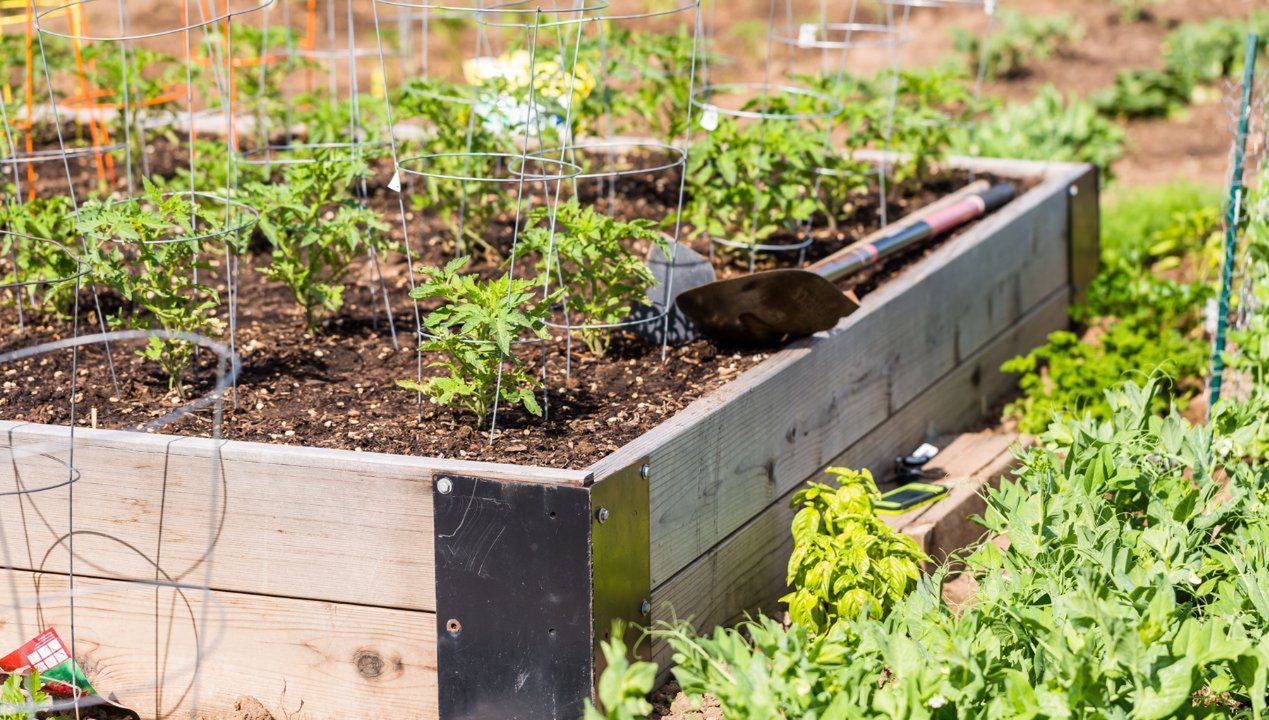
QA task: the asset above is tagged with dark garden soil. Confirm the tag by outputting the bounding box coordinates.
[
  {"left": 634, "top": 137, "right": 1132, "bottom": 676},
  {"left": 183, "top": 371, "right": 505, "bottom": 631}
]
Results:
[{"left": 0, "top": 142, "right": 1004, "bottom": 467}]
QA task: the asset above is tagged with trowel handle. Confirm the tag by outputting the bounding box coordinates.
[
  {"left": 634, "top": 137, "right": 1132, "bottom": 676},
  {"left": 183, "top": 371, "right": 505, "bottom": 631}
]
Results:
[{"left": 816, "top": 182, "right": 1016, "bottom": 283}]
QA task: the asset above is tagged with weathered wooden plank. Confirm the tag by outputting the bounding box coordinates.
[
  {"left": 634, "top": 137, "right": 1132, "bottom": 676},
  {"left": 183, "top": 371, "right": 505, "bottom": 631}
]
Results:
[
  {"left": 0, "top": 571, "right": 438, "bottom": 720},
  {"left": 0, "top": 424, "right": 588, "bottom": 613},
  {"left": 877, "top": 431, "right": 1016, "bottom": 533},
  {"left": 598, "top": 165, "right": 1083, "bottom": 588},
  {"left": 648, "top": 286, "right": 1070, "bottom": 667},
  {"left": 900, "top": 435, "right": 1033, "bottom": 567}
]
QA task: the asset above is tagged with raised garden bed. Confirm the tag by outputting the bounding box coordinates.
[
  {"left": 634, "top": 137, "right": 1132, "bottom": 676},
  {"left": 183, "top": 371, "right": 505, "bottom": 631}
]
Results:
[{"left": 0, "top": 155, "right": 1097, "bottom": 719}]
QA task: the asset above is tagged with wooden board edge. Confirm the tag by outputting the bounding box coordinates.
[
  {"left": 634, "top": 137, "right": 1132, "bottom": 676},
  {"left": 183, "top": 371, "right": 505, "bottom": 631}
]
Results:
[
  {"left": 0, "top": 568, "right": 440, "bottom": 720},
  {"left": 645, "top": 286, "right": 1070, "bottom": 666},
  {"left": 0, "top": 421, "right": 591, "bottom": 487},
  {"left": 588, "top": 160, "right": 1077, "bottom": 483}
]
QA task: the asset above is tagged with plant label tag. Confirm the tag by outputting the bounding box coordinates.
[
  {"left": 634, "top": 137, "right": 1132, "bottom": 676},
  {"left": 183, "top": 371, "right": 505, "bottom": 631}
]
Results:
[
  {"left": 388, "top": 169, "right": 402, "bottom": 193},
  {"left": 912, "top": 442, "right": 939, "bottom": 461},
  {"left": 700, "top": 105, "right": 719, "bottom": 132},
  {"left": 797, "top": 23, "right": 818, "bottom": 48}
]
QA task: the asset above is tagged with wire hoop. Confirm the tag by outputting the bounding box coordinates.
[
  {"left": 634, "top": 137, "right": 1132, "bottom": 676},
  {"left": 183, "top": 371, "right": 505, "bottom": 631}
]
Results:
[
  {"left": 527, "top": 139, "right": 686, "bottom": 180},
  {"left": 237, "top": 141, "right": 393, "bottom": 166},
  {"left": 396, "top": 151, "right": 584, "bottom": 183},
  {"left": 34, "top": 0, "right": 276, "bottom": 42},
  {"left": 85, "top": 192, "right": 259, "bottom": 247},
  {"left": 771, "top": 22, "right": 908, "bottom": 51},
  {"left": 691, "top": 83, "right": 843, "bottom": 122},
  {"left": 0, "top": 232, "right": 89, "bottom": 292}
]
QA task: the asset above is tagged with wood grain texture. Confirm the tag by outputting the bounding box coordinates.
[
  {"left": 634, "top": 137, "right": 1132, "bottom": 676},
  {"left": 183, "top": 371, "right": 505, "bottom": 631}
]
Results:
[
  {"left": 648, "top": 287, "right": 1071, "bottom": 666},
  {"left": 0, "top": 424, "right": 588, "bottom": 612},
  {"left": 0, "top": 571, "right": 438, "bottom": 720},
  {"left": 598, "top": 164, "right": 1085, "bottom": 588}
]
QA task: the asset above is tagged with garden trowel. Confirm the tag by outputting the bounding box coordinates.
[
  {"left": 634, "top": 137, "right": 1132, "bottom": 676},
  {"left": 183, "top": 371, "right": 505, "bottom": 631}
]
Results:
[{"left": 677, "top": 181, "right": 1016, "bottom": 346}]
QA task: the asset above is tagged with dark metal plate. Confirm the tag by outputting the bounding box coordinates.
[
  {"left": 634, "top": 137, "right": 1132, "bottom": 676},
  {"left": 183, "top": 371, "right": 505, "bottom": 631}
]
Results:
[
  {"left": 590, "top": 460, "right": 651, "bottom": 673},
  {"left": 1068, "top": 166, "right": 1100, "bottom": 304},
  {"left": 433, "top": 474, "right": 593, "bottom": 720}
]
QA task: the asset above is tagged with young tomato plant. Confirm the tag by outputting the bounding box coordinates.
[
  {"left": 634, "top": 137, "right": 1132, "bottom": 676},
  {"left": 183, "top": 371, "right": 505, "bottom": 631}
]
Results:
[
  {"left": 0, "top": 195, "right": 82, "bottom": 314},
  {"left": 0, "top": 670, "right": 53, "bottom": 720},
  {"left": 781, "top": 467, "right": 925, "bottom": 637},
  {"left": 397, "top": 77, "right": 515, "bottom": 260},
  {"left": 250, "top": 157, "right": 391, "bottom": 330},
  {"left": 79, "top": 181, "right": 224, "bottom": 395},
  {"left": 685, "top": 112, "right": 830, "bottom": 248},
  {"left": 399, "top": 257, "right": 554, "bottom": 424},
  {"left": 514, "top": 199, "right": 666, "bottom": 357}
]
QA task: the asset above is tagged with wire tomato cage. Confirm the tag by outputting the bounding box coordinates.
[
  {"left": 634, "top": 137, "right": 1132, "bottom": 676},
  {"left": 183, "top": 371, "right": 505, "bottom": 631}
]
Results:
[
  {"left": 689, "top": 81, "right": 843, "bottom": 271},
  {"left": 29, "top": 0, "right": 268, "bottom": 412},
  {"left": 0, "top": 328, "right": 239, "bottom": 719},
  {"left": 371, "top": 0, "right": 706, "bottom": 442}
]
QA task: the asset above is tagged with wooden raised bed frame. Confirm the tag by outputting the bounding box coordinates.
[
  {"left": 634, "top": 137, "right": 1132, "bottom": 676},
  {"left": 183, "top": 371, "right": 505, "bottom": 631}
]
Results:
[{"left": 0, "top": 157, "right": 1097, "bottom": 719}]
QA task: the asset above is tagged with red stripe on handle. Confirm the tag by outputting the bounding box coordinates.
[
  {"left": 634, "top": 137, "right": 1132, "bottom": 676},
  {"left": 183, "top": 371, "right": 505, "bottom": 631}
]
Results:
[{"left": 923, "top": 196, "right": 987, "bottom": 236}]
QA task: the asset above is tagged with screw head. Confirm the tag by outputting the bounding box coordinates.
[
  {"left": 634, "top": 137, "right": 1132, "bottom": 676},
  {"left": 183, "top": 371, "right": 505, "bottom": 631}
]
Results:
[
  {"left": 640, "top": 599, "right": 652, "bottom": 616},
  {"left": 437, "top": 478, "right": 453, "bottom": 495},
  {"left": 596, "top": 507, "right": 610, "bottom": 523},
  {"left": 1069, "top": 185, "right": 1080, "bottom": 197},
  {"left": 640, "top": 463, "right": 650, "bottom": 481}
]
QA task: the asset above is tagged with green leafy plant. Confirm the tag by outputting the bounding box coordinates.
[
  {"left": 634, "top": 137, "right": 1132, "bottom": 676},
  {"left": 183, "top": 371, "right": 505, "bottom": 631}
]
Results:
[
  {"left": 1213, "top": 165, "right": 1269, "bottom": 462},
  {"left": 951, "top": 10, "right": 1082, "bottom": 80},
  {"left": 685, "top": 109, "right": 831, "bottom": 248},
  {"left": 888, "top": 65, "right": 974, "bottom": 184},
  {"left": 1093, "top": 67, "right": 1194, "bottom": 119},
  {"left": 953, "top": 85, "right": 1125, "bottom": 181},
  {"left": 397, "top": 77, "right": 515, "bottom": 260},
  {"left": 782, "top": 467, "right": 926, "bottom": 637},
  {"left": 1163, "top": 12, "right": 1269, "bottom": 86},
  {"left": 399, "top": 257, "right": 553, "bottom": 424},
  {"left": 249, "top": 156, "right": 391, "bottom": 330},
  {"left": 0, "top": 671, "right": 54, "bottom": 720},
  {"left": 514, "top": 199, "right": 666, "bottom": 357},
  {"left": 0, "top": 195, "right": 82, "bottom": 314},
  {"left": 581, "top": 621, "right": 656, "bottom": 720},
  {"left": 1112, "top": 0, "right": 1162, "bottom": 23},
  {"left": 294, "top": 92, "right": 390, "bottom": 147},
  {"left": 601, "top": 376, "right": 1269, "bottom": 720},
  {"left": 1002, "top": 183, "right": 1220, "bottom": 434},
  {"left": 78, "top": 181, "right": 224, "bottom": 395}
]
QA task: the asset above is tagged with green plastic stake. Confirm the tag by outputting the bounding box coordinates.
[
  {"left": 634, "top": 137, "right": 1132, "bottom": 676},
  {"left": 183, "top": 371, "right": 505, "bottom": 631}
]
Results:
[{"left": 1210, "top": 33, "right": 1260, "bottom": 411}]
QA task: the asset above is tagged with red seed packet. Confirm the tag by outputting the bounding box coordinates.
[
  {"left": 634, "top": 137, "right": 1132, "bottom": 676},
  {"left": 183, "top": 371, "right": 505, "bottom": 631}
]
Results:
[{"left": 0, "top": 628, "right": 95, "bottom": 698}]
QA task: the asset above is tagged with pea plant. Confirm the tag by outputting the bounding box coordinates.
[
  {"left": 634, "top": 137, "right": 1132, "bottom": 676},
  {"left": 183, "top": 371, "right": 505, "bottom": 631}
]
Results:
[
  {"left": 597, "top": 378, "right": 1269, "bottom": 719},
  {"left": 399, "top": 257, "right": 555, "bottom": 424},
  {"left": 782, "top": 467, "right": 926, "bottom": 637},
  {"left": 249, "top": 157, "right": 391, "bottom": 330},
  {"left": 79, "top": 181, "right": 224, "bottom": 395},
  {"left": 514, "top": 199, "right": 666, "bottom": 357}
]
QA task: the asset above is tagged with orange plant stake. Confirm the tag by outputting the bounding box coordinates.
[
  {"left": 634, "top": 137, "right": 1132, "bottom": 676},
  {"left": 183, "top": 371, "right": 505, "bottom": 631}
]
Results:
[{"left": 65, "top": 5, "right": 116, "bottom": 188}]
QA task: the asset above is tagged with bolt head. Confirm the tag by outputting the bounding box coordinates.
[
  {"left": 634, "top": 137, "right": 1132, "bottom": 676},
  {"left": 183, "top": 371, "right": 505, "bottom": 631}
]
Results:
[
  {"left": 596, "top": 507, "right": 610, "bottom": 523},
  {"left": 1069, "top": 185, "right": 1080, "bottom": 197},
  {"left": 437, "top": 478, "right": 453, "bottom": 495},
  {"left": 640, "top": 599, "right": 651, "bottom": 616},
  {"left": 640, "top": 463, "right": 650, "bottom": 481}
]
